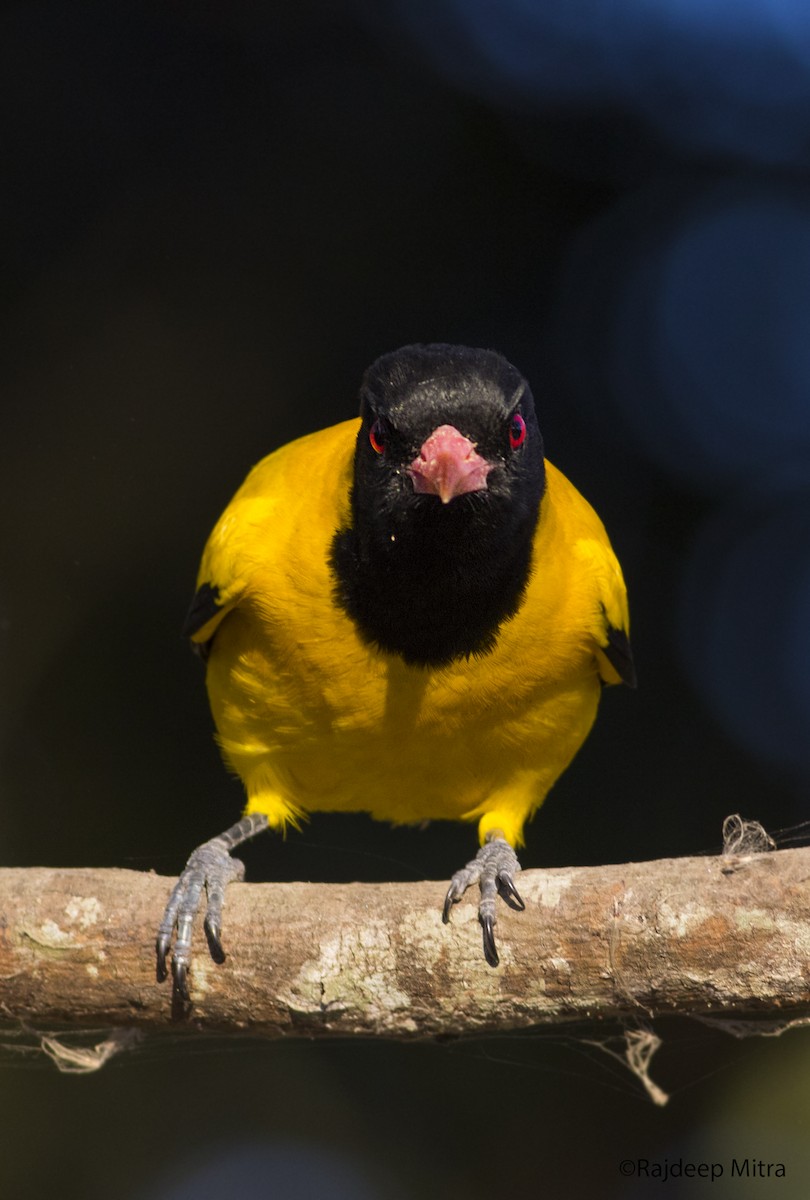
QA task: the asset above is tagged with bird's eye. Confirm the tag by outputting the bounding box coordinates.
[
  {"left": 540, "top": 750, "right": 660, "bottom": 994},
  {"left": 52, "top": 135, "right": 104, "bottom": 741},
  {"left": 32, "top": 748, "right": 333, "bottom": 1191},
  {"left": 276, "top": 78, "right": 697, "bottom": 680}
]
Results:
[
  {"left": 509, "top": 413, "right": 527, "bottom": 450},
  {"left": 369, "top": 419, "right": 386, "bottom": 455}
]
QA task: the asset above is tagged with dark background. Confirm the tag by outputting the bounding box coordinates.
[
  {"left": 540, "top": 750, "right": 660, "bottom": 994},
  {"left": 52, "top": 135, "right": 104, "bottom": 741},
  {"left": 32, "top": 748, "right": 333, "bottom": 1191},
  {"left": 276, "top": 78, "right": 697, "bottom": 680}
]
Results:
[{"left": 3, "top": 2, "right": 810, "bottom": 1197}]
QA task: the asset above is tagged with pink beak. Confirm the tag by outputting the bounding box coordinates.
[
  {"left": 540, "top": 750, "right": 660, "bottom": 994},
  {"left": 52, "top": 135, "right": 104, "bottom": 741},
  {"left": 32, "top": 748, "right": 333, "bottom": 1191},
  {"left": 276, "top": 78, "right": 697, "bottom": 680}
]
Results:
[{"left": 408, "top": 424, "right": 493, "bottom": 504}]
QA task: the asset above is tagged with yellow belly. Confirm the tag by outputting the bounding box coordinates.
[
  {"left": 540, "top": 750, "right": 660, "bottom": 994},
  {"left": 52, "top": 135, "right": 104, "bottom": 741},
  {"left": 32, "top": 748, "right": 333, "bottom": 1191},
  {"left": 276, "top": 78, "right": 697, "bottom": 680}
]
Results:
[
  {"left": 196, "top": 443, "right": 626, "bottom": 849},
  {"left": 206, "top": 596, "right": 602, "bottom": 847}
]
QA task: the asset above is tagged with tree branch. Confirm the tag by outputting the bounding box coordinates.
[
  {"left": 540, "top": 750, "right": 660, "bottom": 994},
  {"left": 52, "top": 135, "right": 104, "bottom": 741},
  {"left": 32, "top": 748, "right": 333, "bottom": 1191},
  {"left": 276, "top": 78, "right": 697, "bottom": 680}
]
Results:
[{"left": 2, "top": 845, "right": 809, "bottom": 1040}]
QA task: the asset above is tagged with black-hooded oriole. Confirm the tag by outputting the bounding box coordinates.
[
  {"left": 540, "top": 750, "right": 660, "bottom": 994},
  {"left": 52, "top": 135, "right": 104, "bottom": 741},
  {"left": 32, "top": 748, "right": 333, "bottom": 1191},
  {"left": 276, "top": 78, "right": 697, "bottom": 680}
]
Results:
[{"left": 157, "top": 344, "right": 634, "bottom": 999}]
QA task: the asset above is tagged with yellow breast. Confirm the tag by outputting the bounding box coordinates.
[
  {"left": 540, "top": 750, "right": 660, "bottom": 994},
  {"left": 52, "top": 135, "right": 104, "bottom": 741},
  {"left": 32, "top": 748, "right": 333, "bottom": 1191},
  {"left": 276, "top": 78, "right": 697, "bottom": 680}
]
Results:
[{"left": 199, "top": 421, "right": 621, "bottom": 846}]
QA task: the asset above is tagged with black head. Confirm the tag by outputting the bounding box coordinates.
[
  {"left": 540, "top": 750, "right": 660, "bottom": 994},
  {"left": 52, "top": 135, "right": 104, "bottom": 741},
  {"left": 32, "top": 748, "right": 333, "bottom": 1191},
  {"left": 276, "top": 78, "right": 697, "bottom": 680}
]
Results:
[{"left": 331, "top": 343, "right": 546, "bottom": 666}]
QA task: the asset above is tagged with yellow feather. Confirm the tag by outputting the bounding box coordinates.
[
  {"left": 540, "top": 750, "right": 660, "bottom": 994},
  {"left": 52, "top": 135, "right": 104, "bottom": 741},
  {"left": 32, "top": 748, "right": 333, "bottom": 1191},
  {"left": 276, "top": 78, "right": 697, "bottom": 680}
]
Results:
[{"left": 195, "top": 418, "right": 630, "bottom": 849}]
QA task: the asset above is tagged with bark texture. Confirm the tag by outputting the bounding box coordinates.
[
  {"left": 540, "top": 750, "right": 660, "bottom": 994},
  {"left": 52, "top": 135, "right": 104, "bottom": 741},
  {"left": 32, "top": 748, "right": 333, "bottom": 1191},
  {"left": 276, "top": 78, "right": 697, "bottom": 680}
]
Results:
[{"left": 1, "top": 846, "right": 809, "bottom": 1039}]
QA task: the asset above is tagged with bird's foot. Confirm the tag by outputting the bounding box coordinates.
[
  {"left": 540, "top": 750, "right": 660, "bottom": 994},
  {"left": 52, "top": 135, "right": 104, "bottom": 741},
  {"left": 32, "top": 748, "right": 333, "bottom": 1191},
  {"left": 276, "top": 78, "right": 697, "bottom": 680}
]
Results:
[
  {"left": 155, "top": 813, "right": 269, "bottom": 1005},
  {"left": 442, "top": 835, "right": 525, "bottom": 967}
]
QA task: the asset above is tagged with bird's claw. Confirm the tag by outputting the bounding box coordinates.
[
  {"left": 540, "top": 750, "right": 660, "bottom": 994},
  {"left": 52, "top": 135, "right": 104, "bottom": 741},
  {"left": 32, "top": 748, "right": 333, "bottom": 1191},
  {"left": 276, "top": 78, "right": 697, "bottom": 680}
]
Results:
[
  {"left": 155, "top": 813, "right": 269, "bottom": 1006},
  {"left": 442, "top": 877, "right": 465, "bottom": 924},
  {"left": 442, "top": 837, "right": 524, "bottom": 967},
  {"left": 497, "top": 870, "right": 525, "bottom": 911},
  {"left": 204, "top": 916, "right": 226, "bottom": 965},
  {"left": 155, "top": 838, "right": 245, "bottom": 1002},
  {"left": 480, "top": 912, "right": 499, "bottom": 967},
  {"left": 171, "top": 959, "right": 190, "bottom": 1006}
]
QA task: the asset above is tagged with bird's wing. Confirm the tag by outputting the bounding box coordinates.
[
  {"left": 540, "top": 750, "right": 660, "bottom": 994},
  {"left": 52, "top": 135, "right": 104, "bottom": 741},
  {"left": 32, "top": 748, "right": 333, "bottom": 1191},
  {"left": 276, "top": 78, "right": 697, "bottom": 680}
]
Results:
[
  {"left": 575, "top": 535, "right": 635, "bottom": 688},
  {"left": 597, "top": 614, "right": 636, "bottom": 688},
  {"left": 181, "top": 418, "right": 359, "bottom": 657},
  {"left": 181, "top": 494, "right": 279, "bottom": 654},
  {"left": 542, "top": 462, "right": 635, "bottom": 689}
]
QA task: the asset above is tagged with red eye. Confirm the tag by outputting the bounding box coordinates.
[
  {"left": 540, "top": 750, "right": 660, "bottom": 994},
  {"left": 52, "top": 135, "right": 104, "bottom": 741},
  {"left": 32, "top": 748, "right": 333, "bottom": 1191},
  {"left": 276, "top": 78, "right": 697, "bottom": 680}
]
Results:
[
  {"left": 369, "top": 419, "right": 386, "bottom": 454},
  {"left": 509, "top": 413, "right": 527, "bottom": 450}
]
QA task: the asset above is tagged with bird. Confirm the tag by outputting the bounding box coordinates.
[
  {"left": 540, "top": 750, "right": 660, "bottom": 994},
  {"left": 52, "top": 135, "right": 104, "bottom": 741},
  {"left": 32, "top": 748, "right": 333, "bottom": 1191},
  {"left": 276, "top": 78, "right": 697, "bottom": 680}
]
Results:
[{"left": 156, "top": 343, "right": 634, "bottom": 1001}]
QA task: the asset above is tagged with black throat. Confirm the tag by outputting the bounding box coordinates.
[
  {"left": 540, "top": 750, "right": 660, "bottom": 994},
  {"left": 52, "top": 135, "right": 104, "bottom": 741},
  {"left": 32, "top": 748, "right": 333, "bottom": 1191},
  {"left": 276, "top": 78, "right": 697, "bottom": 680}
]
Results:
[
  {"left": 330, "top": 486, "right": 543, "bottom": 668},
  {"left": 330, "top": 343, "right": 547, "bottom": 667}
]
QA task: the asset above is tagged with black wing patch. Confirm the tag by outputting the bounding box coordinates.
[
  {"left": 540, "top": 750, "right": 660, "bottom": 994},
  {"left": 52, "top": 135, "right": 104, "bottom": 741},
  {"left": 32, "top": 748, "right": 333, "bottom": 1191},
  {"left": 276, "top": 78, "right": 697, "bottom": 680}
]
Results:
[
  {"left": 181, "top": 582, "right": 222, "bottom": 662},
  {"left": 602, "top": 622, "right": 637, "bottom": 688}
]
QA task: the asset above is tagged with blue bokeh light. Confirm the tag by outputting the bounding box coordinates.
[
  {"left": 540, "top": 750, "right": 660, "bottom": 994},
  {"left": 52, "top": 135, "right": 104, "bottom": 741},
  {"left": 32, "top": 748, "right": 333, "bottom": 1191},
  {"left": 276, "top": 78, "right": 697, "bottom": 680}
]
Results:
[
  {"left": 138, "top": 1139, "right": 383, "bottom": 1200},
  {"left": 387, "top": 0, "right": 810, "bottom": 167},
  {"left": 679, "top": 485, "right": 810, "bottom": 774},
  {"left": 556, "top": 179, "right": 810, "bottom": 492}
]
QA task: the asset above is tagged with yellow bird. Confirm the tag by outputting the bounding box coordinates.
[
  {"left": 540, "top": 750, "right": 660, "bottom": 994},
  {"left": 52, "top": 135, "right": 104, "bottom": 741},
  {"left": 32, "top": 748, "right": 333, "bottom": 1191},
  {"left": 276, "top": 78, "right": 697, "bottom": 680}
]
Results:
[{"left": 157, "top": 343, "right": 634, "bottom": 999}]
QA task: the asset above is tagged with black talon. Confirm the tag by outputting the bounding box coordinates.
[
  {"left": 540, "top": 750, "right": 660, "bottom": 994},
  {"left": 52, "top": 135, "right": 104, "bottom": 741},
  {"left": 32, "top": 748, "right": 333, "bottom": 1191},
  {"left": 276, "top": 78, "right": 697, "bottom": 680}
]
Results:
[
  {"left": 480, "top": 913, "right": 499, "bottom": 968},
  {"left": 497, "top": 871, "right": 525, "bottom": 911},
  {"left": 155, "top": 936, "right": 169, "bottom": 983},
  {"left": 442, "top": 836, "right": 523, "bottom": 965},
  {"left": 204, "top": 918, "right": 226, "bottom": 964},
  {"left": 155, "top": 813, "right": 270, "bottom": 1006},
  {"left": 172, "top": 960, "right": 190, "bottom": 1005},
  {"left": 442, "top": 884, "right": 459, "bottom": 924}
]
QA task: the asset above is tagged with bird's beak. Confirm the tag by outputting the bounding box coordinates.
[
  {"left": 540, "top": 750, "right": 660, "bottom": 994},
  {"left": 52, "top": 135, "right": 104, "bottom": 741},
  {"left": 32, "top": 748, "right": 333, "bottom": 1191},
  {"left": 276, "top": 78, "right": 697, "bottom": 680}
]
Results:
[{"left": 408, "top": 424, "right": 493, "bottom": 504}]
